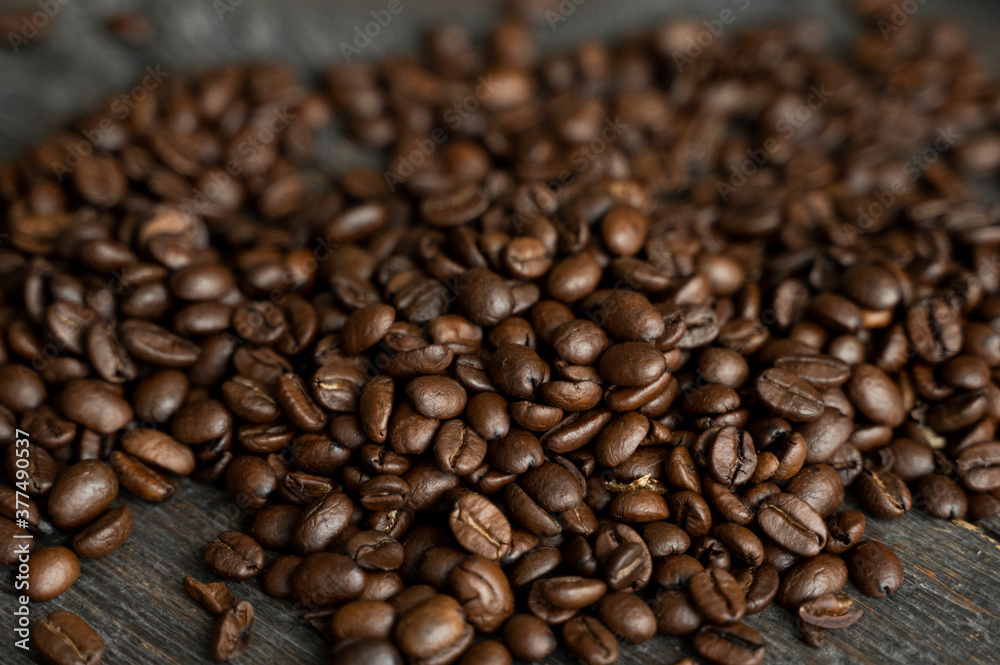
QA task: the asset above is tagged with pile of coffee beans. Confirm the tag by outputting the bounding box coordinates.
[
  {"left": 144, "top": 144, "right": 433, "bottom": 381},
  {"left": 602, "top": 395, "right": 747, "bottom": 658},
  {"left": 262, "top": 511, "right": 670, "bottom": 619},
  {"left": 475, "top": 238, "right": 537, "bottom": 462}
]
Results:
[{"left": 4, "top": 1, "right": 1000, "bottom": 663}]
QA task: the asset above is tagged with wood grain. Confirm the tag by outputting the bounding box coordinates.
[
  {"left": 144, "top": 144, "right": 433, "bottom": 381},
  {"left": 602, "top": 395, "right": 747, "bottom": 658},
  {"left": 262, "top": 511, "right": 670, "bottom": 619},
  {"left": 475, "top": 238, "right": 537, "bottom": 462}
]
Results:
[{"left": 4, "top": 1, "right": 1000, "bottom": 664}]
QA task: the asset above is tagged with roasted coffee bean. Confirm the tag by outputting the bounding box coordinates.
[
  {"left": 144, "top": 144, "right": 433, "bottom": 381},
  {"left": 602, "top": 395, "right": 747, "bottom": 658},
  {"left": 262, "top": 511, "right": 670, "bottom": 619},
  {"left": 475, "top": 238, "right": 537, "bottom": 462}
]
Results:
[
  {"left": 798, "top": 592, "right": 863, "bottom": 630},
  {"left": 846, "top": 540, "right": 904, "bottom": 598},
  {"left": 956, "top": 441, "right": 1000, "bottom": 492},
  {"left": 121, "top": 429, "right": 195, "bottom": 476},
  {"left": 330, "top": 600, "right": 396, "bottom": 640},
  {"left": 204, "top": 531, "right": 265, "bottom": 580},
  {"left": 776, "top": 553, "right": 848, "bottom": 610},
  {"left": 109, "top": 451, "right": 176, "bottom": 502},
  {"left": 757, "top": 494, "right": 827, "bottom": 556},
  {"left": 503, "top": 614, "right": 557, "bottom": 662},
  {"left": 120, "top": 319, "right": 201, "bottom": 366},
  {"left": 260, "top": 556, "right": 302, "bottom": 599},
  {"left": 689, "top": 567, "right": 746, "bottom": 624},
  {"left": 450, "top": 493, "right": 512, "bottom": 560},
  {"left": 754, "top": 368, "right": 824, "bottom": 422},
  {"left": 449, "top": 554, "right": 514, "bottom": 632},
  {"left": 596, "top": 591, "right": 656, "bottom": 643},
  {"left": 845, "top": 364, "right": 905, "bottom": 428},
  {"left": 57, "top": 379, "right": 133, "bottom": 435},
  {"left": 275, "top": 373, "right": 327, "bottom": 432},
  {"left": 693, "top": 622, "right": 766, "bottom": 665},
  {"left": 33, "top": 610, "right": 104, "bottom": 665},
  {"left": 825, "top": 510, "right": 866, "bottom": 554},
  {"left": 561, "top": 615, "right": 619, "bottom": 665},
  {"left": 292, "top": 491, "right": 353, "bottom": 554},
  {"left": 27, "top": 546, "right": 80, "bottom": 601},
  {"left": 70, "top": 505, "right": 133, "bottom": 559},
  {"left": 393, "top": 594, "right": 473, "bottom": 662},
  {"left": 131, "top": 369, "right": 189, "bottom": 423},
  {"left": 651, "top": 589, "right": 702, "bottom": 636},
  {"left": 211, "top": 601, "right": 255, "bottom": 661},
  {"left": 291, "top": 552, "right": 367, "bottom": 608},
  {"left": 184, "top": 576, "right": 238, "bottom": 615},
  {"left": 47, "top": 460, "right": 118, "bottom": 530},
  {"left": 733, "top": 564, "right": 780, "bottom": 615},
  {"left": 856, "top": 469, "right": 913, "bottom": 519},
  {"left": 914, "top": 473, "right": 968, "bottom": 519}
]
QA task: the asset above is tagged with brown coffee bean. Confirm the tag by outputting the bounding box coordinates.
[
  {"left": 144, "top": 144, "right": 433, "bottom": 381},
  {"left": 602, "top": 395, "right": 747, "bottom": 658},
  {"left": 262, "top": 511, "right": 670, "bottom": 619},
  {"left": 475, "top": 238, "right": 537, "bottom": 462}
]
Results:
[
  {"left": 846, "top": 540, "right": 904, "bottom": 598},
  {"left": 211, "top": 600, "right": 255, "bottom": 661},
  {"left": 47, "top": 460, "right": 118, "bottom": 530},
  {"left": 291, "top": 552, "right": 367, "bottom": 608},
  {"left": 205, "top": 531, "right": 265, "bottom": 580},
  {"left": 693, "top": 622, "right": 765, "bottom": 665},
  {"left": 450, "top": 493, "right": 512, "bottom": 560},
  {"left": 27, "top": 546, "right": 80, "bottom": 601},
  {"left": 754, "top": 368, "right": 824, "bottom": 422},
  {"left": 33, "top": 610, "right": 104, "bottom": 665},
  {"left": 57, "top": 380, "right": 133, "bottom": 434},
  {"left": 561, "top": 615, "right": 619, "bottom": 665},
  {"left": 184, "top": 576, "right": 238, "bottom": 615},
  {"left": 70, "top": 505, "right": 133, "bottom": 559},
  {"left": 757, "top": 493, "right": 827, "bottom": 556}
]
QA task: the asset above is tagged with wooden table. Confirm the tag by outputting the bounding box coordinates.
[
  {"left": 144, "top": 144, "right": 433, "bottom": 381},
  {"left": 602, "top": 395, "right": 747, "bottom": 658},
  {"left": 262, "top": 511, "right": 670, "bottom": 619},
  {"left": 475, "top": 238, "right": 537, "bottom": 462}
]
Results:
[{"left": 3, "top": 1, "right": 1000, "bottom": 663}]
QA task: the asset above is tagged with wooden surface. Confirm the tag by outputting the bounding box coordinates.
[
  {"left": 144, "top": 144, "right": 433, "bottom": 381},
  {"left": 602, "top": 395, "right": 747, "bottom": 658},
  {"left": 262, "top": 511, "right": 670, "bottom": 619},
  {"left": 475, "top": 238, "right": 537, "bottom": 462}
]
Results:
[{"left": 3, "top": 1, "right": 1000, "bottom": 663}]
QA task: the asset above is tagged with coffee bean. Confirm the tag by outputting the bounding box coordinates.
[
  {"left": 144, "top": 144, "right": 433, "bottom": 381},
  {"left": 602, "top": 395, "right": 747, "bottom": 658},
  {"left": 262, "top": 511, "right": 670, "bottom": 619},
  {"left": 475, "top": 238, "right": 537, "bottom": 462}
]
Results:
[
  {"left": 204, "top": 531, "right": 265, "bottom": 580},
  {"left": 47, "top": 460, "right": 118, "bottom": 530},
  {"left": 777, "top": 553, "right": 848, "bottom": 609},
  {"left": 109, "top": 451, "right": 176, "bottom": 502},
  {"left": 693, "top": 622, "right": 766, "bottom": 665},
  {"left": 846, "top": 540, "right": 904, "bottom": 598},
  {"left": 33, "top": 610, "right": 104, "bottom": 665},
  {"left": 184, "top": 576, "right": 238, "bottom": 615},
  {"left": 27, "top": 546, "right": 79, "bottom": 601},
  {"left": 291, "top": 552, "right": 367, "bottom": 608},
  {"left": 562, "top": 615, "right": 619, "bottom": 665},
  {"left": 956, "top": 441, "right": 1000, "bottom": 492},
  {"left": 449, "top": 493, "right": 512, "bottom": 560},
  {"left": 503, "top": 614, "right": 557, "bottom": 662},
  {"left": 211, "top": 600, "right": 255, "bottom": 661},
  {"left": 393, "top": 594, "right": 472, "bottom": 662},
  {"left": 689, "top": 567, "right": 746, "bottom": 624},
  {"left": 121, "top": 429, "right": 195, "bottom": 476},
  {"left": 57, "top": 380, "right": 133, "bottom": 434},
  {"left": 70, "top": 505, "right": 133, "bottom": 559},
  {"left": 755, "top": 368, "right": 824, "bottom": 422},
  {"left": 757, "top": 493, "right": 828, "bottom": 556},
  {"left": 651, "top": 589, "right": 702, "bottom": 636},
  {"left": 449, "top": 554, "right": 514, "bottom": 632},
  {"left": 856, "top": 469, "right": 912, "bottom": 519}
]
